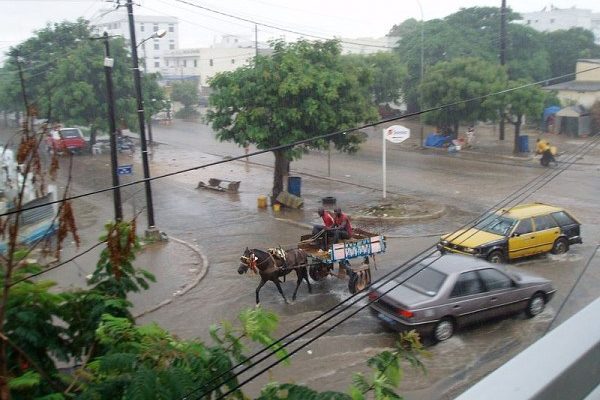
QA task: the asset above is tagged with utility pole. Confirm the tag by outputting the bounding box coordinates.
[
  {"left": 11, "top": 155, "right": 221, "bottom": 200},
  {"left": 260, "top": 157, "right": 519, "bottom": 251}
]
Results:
[
  {"left": 126, "top": 0, "right": 159, "bottom": 238},
  {"left": 100, "top": 32, "right": 123, "bottom": 221},
  {"left": 255, "top": 24, "right": 258, "bottom": 58},
  {"left": 499, "top": 0, "right": 507, "bottom": 141}
]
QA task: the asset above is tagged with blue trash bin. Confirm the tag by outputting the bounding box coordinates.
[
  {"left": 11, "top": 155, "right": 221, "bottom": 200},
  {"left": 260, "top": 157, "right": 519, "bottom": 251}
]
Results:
[
  {"left": 518, "top": 135, "right": 529, "bottom": 153},
  {"left": 287, "top": 176, "right": 302, "bottom": 197}
]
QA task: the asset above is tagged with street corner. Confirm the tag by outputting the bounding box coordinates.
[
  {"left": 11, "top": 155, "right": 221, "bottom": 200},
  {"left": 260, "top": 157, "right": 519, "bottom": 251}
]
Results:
[
  {"left": 132, "top": 236, "right": 209, "bottom": 318},
  {"left": 349, "top": 194, "right": 446, "bottom": 223}
]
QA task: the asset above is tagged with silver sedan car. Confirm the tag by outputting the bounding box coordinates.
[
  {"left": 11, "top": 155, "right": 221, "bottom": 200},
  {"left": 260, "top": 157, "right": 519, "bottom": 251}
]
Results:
[{"left": 369, "top": 254, "right": 555, "bottom": 343}]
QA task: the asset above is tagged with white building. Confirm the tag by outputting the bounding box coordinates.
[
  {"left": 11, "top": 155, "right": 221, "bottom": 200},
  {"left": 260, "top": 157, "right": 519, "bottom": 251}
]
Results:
[
  {"left": 519, "top": 6, "right": 600, "bottom": 43},
  {"left": 161, "top": 35, "right": 270, "bottom": 90},
  {"left": 93, "top": 12, "right": 179, "bottom": 73},
  {"left": 161, "top": 47, "right": 257, "bottom": 88}
]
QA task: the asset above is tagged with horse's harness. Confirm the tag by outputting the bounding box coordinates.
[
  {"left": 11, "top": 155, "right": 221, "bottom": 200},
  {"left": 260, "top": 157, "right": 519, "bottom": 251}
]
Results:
[
  {"left": 240, "top": 250, "right": 272, "bottom": 274},
  {"left": 240, "top": 249, "right": 289, "bottom": 274}
]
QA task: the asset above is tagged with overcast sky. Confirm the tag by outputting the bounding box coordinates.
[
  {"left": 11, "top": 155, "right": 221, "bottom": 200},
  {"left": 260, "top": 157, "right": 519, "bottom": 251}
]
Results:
[{"left": 0, "top": 0, "right": 598, "bottom": 53}]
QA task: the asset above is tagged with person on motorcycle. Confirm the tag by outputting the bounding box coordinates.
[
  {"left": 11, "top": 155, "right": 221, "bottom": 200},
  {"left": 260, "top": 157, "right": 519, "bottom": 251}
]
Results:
[{"left": 536, "top": 138, "right": 557, "bottom": 167}]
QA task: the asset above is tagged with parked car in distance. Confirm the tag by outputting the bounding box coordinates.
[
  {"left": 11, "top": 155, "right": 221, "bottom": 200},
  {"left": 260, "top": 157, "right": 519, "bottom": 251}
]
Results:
[
  {"left": 45, "top": 127, "right": 87, "bottom": 155},
  {"left": 437, "top": 203, "right": 582, "bottom": 263},
  {"left": 369, "top": 254, "right": 555, "bottom": 343}
]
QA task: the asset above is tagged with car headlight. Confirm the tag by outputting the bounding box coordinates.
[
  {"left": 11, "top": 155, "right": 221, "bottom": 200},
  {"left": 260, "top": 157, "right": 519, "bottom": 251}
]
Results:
[
  {"left": 464, "top": 247, "right": 476, "bottom": 254},
  {"left": 440, "top": 240, "right": 449, "bottom": 246}
]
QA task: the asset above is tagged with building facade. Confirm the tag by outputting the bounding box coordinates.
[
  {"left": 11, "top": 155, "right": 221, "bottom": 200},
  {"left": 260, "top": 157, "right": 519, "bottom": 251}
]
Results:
[
  {"left": 93, "top": 12, "right": 179, "bottom": 73},
  {"left": 544, "top": 59, "right": 600, "bottom": 109},
  {"left": 519, "top": 6, "right": 600, "bottom": 43}
]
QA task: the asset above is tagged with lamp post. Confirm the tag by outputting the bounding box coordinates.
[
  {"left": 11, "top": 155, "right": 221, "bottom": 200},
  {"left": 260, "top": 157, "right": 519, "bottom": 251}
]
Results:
[
  {"left": 126, "top": 0, "right": 162, "bottom": 239},
  {"left": 139, "top": 29, "right": 167, "bottom": 151},
  {"left": 416, "top": 0, "right": 425, "bottom": 148}
]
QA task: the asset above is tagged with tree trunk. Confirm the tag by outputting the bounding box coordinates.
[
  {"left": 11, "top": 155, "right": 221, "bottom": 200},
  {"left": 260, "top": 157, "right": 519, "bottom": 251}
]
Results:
[
  {"left": 513, "top": 114, "right": 522, "bottom": 154},
  {"left": 499, "top": 117, "right": 505, "bottom": 141},
  {"left": 272, "top": 149, "right": 287, "bottom": 203}
]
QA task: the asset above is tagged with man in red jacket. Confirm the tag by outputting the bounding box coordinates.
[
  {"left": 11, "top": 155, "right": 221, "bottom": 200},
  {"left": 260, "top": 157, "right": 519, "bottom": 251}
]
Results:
[
  {"left": 312, "top": 208, "right": 334, "bottom": 235},
  {"left": 333, "top": 207, "right": 352, "bottom": 243},
  {"left": 312, "top": 208, "right": 335, "bottom": 250}
]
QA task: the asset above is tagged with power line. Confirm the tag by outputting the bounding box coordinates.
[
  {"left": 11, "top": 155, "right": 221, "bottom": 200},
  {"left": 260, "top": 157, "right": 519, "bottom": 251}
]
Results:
[
  {"left": 194, "top": 134, "right": 600, "bottom": 400},
  {"left": 184, "top": 135, "right": 600, "bottom": 398},
  {"left": 1, "top": 63, "right": 597, "bottom": 221},
  {"left": 173, "top": 0, "right": 395, "bottom": 50}
]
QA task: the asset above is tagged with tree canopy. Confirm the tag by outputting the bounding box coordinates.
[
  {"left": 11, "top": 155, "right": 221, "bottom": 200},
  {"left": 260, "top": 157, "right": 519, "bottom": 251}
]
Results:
[
  {"left": 207, "top": 39, "right": 377, "bottom": 199},
  {"left": 420, "top": 57, "right": 507, "bottom": 134},
  {"left": 0, "top": 19, "right": 162, "bottom": 135}
]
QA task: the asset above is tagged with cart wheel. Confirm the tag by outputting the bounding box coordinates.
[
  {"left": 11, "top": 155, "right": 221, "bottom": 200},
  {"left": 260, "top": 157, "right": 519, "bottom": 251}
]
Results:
[
  {"left": 348, "top": 270, "right": 371, "bottom": 294},
  {"left": 309, "top": 263, "right": 329, "bottom": 281}
]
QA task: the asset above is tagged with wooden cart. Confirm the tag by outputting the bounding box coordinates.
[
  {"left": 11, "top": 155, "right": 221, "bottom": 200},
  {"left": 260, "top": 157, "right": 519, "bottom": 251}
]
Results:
[{"left": 298, "top": 228, "right": 386, "bottom": 294}]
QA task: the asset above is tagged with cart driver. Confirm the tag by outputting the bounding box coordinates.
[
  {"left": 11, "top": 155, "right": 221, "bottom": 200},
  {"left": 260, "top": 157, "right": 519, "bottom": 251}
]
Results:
[{"left": 333, "top": 207, "right": 353, "bottom": 243}]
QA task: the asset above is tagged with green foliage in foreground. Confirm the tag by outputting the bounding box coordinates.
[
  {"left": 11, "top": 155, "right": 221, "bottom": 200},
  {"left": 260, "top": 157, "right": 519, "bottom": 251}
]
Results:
[{"left": 4, "top": 222, "right": 427, "bottom": 399}]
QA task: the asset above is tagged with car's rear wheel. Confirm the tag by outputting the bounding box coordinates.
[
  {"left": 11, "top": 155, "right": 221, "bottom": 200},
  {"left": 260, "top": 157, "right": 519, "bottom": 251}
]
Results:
[
  {"left": 551, "top": 237, "right": 569, "bottom": 255},
  {"left": 432, "top": 317, "right": 454, "bottom": 342},
  {"left": 487, "top": 250, "right": 504, "bottom": 264},
  {"left": 526, "top": 293, "right": 546, "bottom": 318}
]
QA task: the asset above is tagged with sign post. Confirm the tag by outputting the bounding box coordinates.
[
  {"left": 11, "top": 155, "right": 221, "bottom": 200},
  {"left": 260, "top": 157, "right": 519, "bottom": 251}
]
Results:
[{"left": 382, "top": 125, "right": 410, "bottom": 198}]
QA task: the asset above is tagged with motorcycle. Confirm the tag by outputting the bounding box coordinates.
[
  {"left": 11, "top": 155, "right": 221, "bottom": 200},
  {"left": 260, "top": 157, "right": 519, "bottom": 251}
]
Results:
[{"left": 535, "top": 139, "right": 558, "bottom": 167}]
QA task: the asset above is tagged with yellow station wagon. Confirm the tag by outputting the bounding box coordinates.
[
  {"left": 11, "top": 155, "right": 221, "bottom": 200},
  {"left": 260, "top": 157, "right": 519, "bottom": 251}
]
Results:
[{"left": 438, "top": 203, "right": 582, "bottom": 263}]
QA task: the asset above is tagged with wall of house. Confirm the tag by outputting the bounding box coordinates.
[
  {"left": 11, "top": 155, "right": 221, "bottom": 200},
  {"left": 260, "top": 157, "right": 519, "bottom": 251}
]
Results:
[
  {"left": 557, "top": 89, "right": 600, "bottom": 108},
  {"left": 576, "top": 61, "right": 600, "bottom": 81}
]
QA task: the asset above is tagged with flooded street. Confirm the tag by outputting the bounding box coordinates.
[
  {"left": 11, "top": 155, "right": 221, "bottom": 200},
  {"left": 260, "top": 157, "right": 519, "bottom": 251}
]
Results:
[{"left": 10, "top": 121, "right": 599, "bottom": 399}]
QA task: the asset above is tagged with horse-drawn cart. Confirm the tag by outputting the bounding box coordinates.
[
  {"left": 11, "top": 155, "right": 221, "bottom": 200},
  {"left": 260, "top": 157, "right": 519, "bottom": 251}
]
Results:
[{"left": 299, "top": 228, "right": 386, "bottom": 294}]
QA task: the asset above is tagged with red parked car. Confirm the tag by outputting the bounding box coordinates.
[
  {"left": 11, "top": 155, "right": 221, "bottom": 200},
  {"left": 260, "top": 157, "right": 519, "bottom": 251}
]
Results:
[{"left": 45, "top": 128, "right": 87, "bottom": 155}]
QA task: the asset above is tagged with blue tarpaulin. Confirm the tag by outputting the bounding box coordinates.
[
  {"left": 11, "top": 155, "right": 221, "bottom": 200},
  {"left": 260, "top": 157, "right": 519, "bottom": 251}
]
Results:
[
  {"left": 425, "top": 133, "right": 451, "bottom": 147},
  {"left": 543, "top": 106, "right": 561, "bottom": 121}
]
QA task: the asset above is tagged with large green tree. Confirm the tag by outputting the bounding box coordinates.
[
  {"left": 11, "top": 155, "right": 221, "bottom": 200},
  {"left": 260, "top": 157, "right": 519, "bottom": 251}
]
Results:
[
  {"left": 170, "top": 80, "right": 199, "bottom": 119},
  {"left": 419, "top": 57, "right": 507, "bottom": 135},
  {"left": 344, "top": 52, "right": 408, "bottom": 105},
  {"left": 390, "top": 7, "right": 551, "bottom": 112},
  {"left": 488, "top": 80, "right": 546, "bottom": 153},
  {"left": 0, "top": 19, "right": 162, "bottom": 137},
  {"left": 207, "top": 39, "right": 377, "bottom": 199},
  {"left": 543, "top": 28, "right": 600, "bottom": 83}
]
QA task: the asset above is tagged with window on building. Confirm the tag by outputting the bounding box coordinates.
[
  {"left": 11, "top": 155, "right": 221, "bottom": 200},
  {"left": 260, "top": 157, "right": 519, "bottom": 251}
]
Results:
[
  {"left": 169, "top": 40, "right": 175, "bottom": 50},
  {"left": 231, "top": 59, "right": 235, "bottom": 64},
  {"left": 154, "top": 43, "right": 160, "bottom": 50},
  {"left": 550, "top": 18, "right": 555, "bottom": 23},
  {"left": 154, "top": 61, "right": 160, "bottom": 68},
  {"left": 209, "top": 59, "right": 214, "bottom": 66},
  {"left": 193, "top": 59, "right": 197, "bottom": 67},
  {"left": 183, "top": 60, "right": 187, "bottom": 67},
  {"left": 166, "top": 60, "right": 169, "bottom": 67},
  {"left": 140, "top": 23, "right": 145, "bottom": 32},
  {"left": 153, "top": 23, "right": 159, "bottom": 32},
  {"left": 169, "top": 24, "right": 174, "bottom": 32}
]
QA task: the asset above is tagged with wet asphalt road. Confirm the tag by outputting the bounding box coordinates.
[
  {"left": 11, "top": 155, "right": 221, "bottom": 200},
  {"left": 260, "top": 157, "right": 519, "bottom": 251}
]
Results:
[{"left": 9, "top": 121, "right": 599, "bottom": 399}]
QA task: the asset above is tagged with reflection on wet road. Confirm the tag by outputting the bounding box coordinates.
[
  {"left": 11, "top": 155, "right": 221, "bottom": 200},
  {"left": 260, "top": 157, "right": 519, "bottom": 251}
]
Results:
[{"left": 22, "top": 120, "right": 599, "bottom": 399}]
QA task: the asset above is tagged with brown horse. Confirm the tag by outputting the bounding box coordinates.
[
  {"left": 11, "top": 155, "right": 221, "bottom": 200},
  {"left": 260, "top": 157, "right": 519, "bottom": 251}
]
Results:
[{"left": 238, "top": 247, "right": 312, "bottom": 304}]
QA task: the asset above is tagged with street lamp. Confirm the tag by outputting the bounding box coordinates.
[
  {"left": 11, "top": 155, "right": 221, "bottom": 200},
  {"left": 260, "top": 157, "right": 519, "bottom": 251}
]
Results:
[
  {"left": 125, "top": 0, "right": 162, "bottom": 239},
  {"left": 138, "top": 29, "right": 167, "bottom": 150},
  {"left": 416, "top": 0, "right": 425, "bottom": 148}
]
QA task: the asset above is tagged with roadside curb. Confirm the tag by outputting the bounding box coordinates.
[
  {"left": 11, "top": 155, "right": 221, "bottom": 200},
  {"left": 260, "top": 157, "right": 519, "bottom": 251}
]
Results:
[
  {"left": 351, "top": 204, "right": 446, "bottom": 222},
  {"left": 134, "top": 236, "right": 209, "bottom": 319}
]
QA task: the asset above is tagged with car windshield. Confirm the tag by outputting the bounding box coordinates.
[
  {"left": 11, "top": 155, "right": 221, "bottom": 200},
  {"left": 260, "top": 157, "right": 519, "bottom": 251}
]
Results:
[
  {"left": 61, "top": 129, "right": 81, "bottom": 138},
  {"left": 473, "top": 213, "right": 517, "bottom": 236},
  {"left": 403, "top": 266, "right": 446, "bottom": 296}
]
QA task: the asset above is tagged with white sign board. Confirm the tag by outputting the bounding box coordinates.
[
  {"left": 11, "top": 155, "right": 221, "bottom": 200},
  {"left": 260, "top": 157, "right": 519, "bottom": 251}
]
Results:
[{"left": 384, "top": 125, "right": 410, "bottom": 143}]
